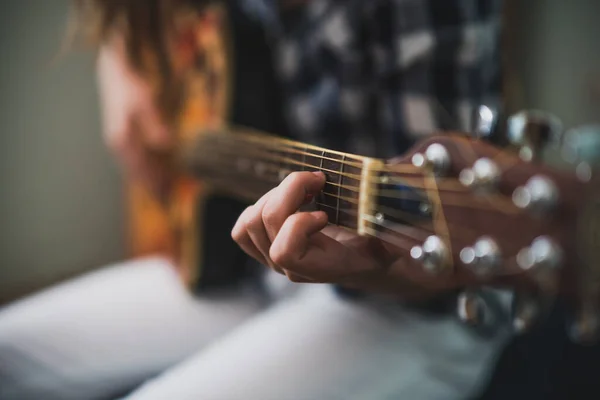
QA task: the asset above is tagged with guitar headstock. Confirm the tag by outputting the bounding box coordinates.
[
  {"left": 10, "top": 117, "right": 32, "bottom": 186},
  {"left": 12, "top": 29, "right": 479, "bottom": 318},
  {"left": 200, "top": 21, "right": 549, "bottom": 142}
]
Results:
[{"left": 371, "top": 114, "right": 600, "bottom": 342}]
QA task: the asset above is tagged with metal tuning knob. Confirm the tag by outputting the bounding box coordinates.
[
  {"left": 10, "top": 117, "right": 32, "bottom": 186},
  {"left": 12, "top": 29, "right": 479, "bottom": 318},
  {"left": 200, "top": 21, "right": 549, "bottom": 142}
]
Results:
[
  {"left": 472, "top": 105, "right": 502, "bottom": 142},
  {"left": 517, "top": 236, "right": 562, "bottom": 271},
  {"left": 568, "top": 307, "right": 600, "bottom": 345},
  {"left": 459, "top": 158, "right": 501, "bottom": 192},
  {"left": 457, "top": 290, "right": 502, "bottom": 337},
  {"left": 410, "top": 235, "right": 449, "bottom": 274},
  {"left": 512, "top": 175, "right": 559, "bottom": 215},
  {"left": 411, "top": 143, "right": 451, "bottom": 176},
  {"left": 460, "top": 236, "right": 502, "bottom": 277},
  {"left": 506, "top": 110, "right": 563, "bottom": 162},
  {"left": 511, "top": 291, "right": 545, "bottom": 334},
  {"left": 516, "top": 236, "right": 563, "bottom": 293}
]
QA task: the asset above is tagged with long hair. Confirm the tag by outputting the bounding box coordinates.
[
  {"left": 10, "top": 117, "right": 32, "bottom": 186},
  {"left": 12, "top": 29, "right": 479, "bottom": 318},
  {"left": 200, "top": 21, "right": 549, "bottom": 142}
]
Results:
[
  {"left": 68, "top": 0, "right": 215, "bottom": 120},
  {"left": 69, "top": 0, "right": 211, "bottom": 70}
]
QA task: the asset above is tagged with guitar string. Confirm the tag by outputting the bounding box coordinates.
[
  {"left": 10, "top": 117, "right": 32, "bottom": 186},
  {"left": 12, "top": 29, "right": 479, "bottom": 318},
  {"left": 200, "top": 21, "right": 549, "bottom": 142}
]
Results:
[
  {"left": 193, "top": 141, "right": 471, "bottom": 191},
  {"left": 202, "top": 161, "right": 487, "bottom": 240},
  {"left": 191, "top": 128, "right": 537, "bottom": 219},
  {"left": 190, "top": 145, "right": 521, "bottom": 214},
  {"left": 359, "top": 215, "right": 528, "bottom": 278},
  {"left": 314, "top": 203, "right": 431, "bottom": 243},
  {"left": 202, "top": 177, "right": 433, "bottom": 244},
  {"left": 203, "top": 136, "right": 525, "bottom": 198},
  {"left": 358, "top": 206, "right": 528, "bottom": 278},
  {"left": 424, "top": 169, "right": 453, "bottom": 264},
  {"left": 190, "top": 132, "right": 531, "bottom": 220},
  {"left": 206, "top": 179, "right": 526, "bottom": 277},
  {"left": 199, "top": 157, "right": 529, "bottom": 278},
  {"left": 196, "top": 155, "right": 515, "bottom": 214},
  {"left": 198, "top": 134, "right": 439, "bottom": 175},
  {"left": 326, "top": 208, "right": 526, "bottom": 279},
  {"left": 199, "top": 131, "right": 526, "bottom": 177},
  {"left": 318, "top": 202, "right": 478, "bottom": 246}
]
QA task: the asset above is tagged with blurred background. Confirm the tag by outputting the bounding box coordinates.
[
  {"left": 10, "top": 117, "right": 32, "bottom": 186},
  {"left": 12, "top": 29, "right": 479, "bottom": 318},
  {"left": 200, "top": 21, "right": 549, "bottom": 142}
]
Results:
[
  {"left": 0, "top": 1, "right": 598, "bottom": 400},
  {"left": 0, "top": 0, "right": 124, "bottom": 305},
  {"left": 0, "top": 0, "right": 598, "bottom": 302}
]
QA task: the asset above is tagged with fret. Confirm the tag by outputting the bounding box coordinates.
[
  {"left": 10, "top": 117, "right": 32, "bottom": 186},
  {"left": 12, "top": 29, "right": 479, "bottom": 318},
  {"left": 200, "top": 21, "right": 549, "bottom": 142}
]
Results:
[
  {"left": 339, "top": 156, "right": 362, "bottom": 230},
  {"left": 301, "top": 145, "right": 307, "bottom": 172},
  {"left": 309, "top": 151, "right": 358, "bottom": 230},
  {"left": 319, "top": 149, "right": 325, "bottom": 171},
  {"left": 187, "top": 131, "right": 367, "bottom": 232},
  {"left": 336, "top": 155, "right": 345, "bottom": 225},
  {"left": 302, "top": 148, "right": 321, "bottom": 173}
]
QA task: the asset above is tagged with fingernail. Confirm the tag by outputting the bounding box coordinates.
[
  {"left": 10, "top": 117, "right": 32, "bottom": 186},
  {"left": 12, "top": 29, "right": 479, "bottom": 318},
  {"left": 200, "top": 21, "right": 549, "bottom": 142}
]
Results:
[
  {"left": 304, "top": 193, "right": 314, "bottom": 202},
  {"left": 312, "top": 171, "right": 325, "bottom": 178},
  {"left": 310, "top": 211, "right": 327, "bottom": 220}
]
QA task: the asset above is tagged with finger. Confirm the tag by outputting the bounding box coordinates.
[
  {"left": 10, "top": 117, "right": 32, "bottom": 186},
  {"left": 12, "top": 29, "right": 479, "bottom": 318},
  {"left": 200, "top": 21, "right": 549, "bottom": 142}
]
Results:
[
  {"left": 271, "top": 212, "right": 379, "bottom": 282},
  {"left": 321, "top": 225, "right": 361, "bottom": 241},
  {"left": 262, "top": 171, "right": 326, "bottom": 242},
  {"left": 269, "top": 211, "right": 331, "bottom": 280},
  {"left": 233, "top": 190, "right": 285, "bottom": 274},
  {"left": 282, "top": 270, "right": 315, "bottom": 283},
  {"left": 231, "top": 206, "right": 269, "bottom": 267}
]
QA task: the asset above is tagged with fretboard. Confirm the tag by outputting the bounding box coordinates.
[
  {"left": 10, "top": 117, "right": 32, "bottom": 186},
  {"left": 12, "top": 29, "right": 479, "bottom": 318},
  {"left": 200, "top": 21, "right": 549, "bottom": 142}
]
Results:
[{"left": 182, "top": 129, "right": 366, "bottom": 231}]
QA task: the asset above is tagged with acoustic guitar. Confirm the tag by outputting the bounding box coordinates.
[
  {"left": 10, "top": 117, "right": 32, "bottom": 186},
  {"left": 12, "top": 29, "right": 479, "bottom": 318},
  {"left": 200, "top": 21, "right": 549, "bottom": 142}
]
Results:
[{"left": 126, "top": 3, "right": 600, "bottom": 342}]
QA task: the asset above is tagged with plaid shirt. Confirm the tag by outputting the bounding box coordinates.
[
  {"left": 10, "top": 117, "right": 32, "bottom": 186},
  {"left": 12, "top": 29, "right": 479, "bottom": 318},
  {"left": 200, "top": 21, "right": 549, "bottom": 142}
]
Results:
[
  {"left": 242, "top": 0, "right": 503, "bottom": 157},
  {"left": 229, "top": 0, "right": 504, "bottom": 306}
]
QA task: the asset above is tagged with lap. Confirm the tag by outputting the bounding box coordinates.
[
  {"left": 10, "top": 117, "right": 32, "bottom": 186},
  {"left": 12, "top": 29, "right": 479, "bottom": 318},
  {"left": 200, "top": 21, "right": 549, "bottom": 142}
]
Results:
[
  {"left": 127, "top": 285, "right": 512, "bottom": 400},
  {"left": 0, "top": 257, "right": 269, "bottom": 400}
]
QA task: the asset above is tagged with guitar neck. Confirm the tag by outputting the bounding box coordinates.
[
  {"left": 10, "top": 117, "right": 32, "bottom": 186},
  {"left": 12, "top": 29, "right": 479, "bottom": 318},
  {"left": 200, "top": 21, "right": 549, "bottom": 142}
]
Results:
[{"left": 181, "top": 128, "right": 382, "bottom": 233}]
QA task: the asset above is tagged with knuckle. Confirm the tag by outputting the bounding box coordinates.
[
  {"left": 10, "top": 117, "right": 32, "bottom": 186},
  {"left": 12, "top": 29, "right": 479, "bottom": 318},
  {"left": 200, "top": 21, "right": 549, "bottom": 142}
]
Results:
[
  {"left": 282, "top": 171, "right": 302, "bottom": 184},
  {"left": 269, "top": 241, "right": 292, "bottom": 267},
  {"left": 282, "top": 171, "right": 310, "bottom": 189},
  {"left": 245, "top": 212, "right": 264, "bottom": 235},
  {"left": 261, "top": 203, "right": 279, "bottom": 227},
  {"left": 286, "top": 213, "right": 306, "bottom": 233},
  {"left": 231, "top": 207, "right": 253, "bottom": 241},
  {"left": 231, "top": 223, "right": 244, "bottom": 243}
]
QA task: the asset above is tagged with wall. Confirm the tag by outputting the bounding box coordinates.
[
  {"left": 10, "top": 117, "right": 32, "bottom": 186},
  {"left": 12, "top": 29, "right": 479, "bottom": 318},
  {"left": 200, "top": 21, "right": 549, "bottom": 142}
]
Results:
[
  {"left": 0, "top": 0, "right": 125, "bottom": 303},
  {"left": 512, "top": 0, "right": 600, "bottom": 127}
]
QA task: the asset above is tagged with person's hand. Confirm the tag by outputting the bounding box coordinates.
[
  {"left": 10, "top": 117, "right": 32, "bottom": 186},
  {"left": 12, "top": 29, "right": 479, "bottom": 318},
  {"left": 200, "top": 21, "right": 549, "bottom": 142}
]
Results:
[
  {"left": 96, "top": 35, "right": 173, "bottom": 197},
  {"left": 231, "top": 171, "right": 450, "bottom": 300}
]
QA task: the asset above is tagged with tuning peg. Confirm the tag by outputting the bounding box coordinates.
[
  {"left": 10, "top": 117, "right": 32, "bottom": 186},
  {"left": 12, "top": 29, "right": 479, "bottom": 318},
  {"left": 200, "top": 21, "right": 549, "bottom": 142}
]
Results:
[
  {"left": 511, "top": 291, "right": 547, "bottom": 334},
  {"left": 512, "top": 175, "right": 559, "bottom": 215},
  {"left": 568, "top": 306, "right": 600, "bottom": 345},
  {"left": 472, "top": 105, "right": 501, "bottom": 139},
  {"left": 516, "top": 236, "right": 562, "bottom": 293},
  {"left": 516, "top": 236, "right": 562, "bottom": 271},
  {"left": 460, "top": 236, "right": 502, "bottom": 277},
  {"left": 561, "top": 124, "right": 600, "bottom": 182},
  {"left": 410, "top": 235, "right": 449, "bottom": 274},
  {"left": 506, "top": 110, "right": 563, "bottom": 162},
  {"left": 459, "top": 157, "right": 501, "bottom": 192},
  {"left": 456, "top": 290, "right": 504, "bottom": 337},
  {"left": 411, "top": 143, "right": 451, "bottom": 176}
]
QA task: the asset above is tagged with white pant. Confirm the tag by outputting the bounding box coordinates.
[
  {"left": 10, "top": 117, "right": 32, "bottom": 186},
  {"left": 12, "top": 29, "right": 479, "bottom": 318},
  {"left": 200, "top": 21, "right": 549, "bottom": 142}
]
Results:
[
  {"left": 0, "top": 257, "right": 272, "bottom": 400},
  {"left": 125, "top": 285, "right": 511, "bottom": 400},
  {"left": 0, "top": 258, "right": 512, "bottom": 400}
]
